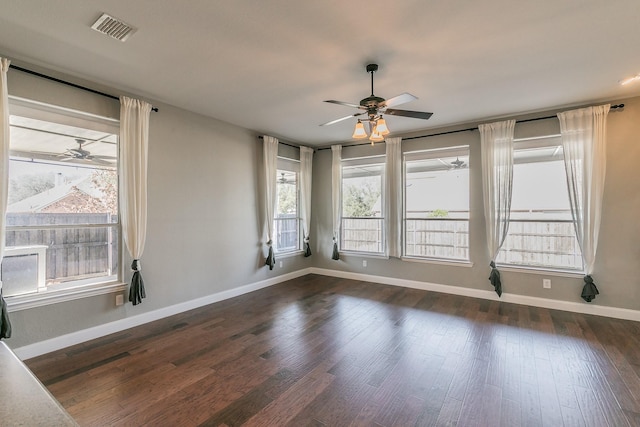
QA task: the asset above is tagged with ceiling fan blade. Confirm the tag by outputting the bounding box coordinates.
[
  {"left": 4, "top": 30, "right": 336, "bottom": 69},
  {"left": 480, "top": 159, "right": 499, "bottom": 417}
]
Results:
[
  {"left": 319, "top": 112, "right": 365, "bottom": 126},
  {"left": 384, "top": 109, "right": 433, "bottom": 120},
  {"left": 324, "top": 100, "right": 363, "bottom": 109},
  {"left": 380, "top": 92, "right": 418, "bottom": 109},
  {"left": 90, "top": 155, "right": 117, "bottom": 161}
]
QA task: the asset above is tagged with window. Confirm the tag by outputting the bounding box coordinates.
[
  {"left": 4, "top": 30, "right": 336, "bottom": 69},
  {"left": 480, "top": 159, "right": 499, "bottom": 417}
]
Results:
[
  {"left": 341, "top": 156, "right": 385, "bottom": 254},
  {"left": 274, "top": 158, "right": 300, "bottom": 253},
  {"left": 496, "top": 136, "right": 583, "bottom": 271},
  {"left": 404, "top": 146, "right": 470, "bottom": 261},
  {"left": 1, "top": 99, "right": 120, "bottom": 297}
]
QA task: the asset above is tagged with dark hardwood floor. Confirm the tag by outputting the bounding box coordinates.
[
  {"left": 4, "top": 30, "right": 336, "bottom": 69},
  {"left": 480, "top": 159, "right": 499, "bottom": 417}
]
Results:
[{"left": 26, "top": 274, "right": 640, "bottom": 426}]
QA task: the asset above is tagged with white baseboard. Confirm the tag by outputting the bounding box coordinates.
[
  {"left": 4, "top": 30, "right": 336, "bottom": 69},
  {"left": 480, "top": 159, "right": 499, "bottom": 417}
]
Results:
[
  {"left": 309, "top": 267, "right": 640, "bottom": 322},
  {"left": 14, "top": 266, "right": 640, "bottom": 359},
  {"left": 13, "top": 268, "right": 313, "bottom": 360}
]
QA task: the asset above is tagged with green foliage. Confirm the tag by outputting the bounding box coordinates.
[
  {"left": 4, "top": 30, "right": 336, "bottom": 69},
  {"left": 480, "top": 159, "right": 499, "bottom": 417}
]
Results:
[
  {"left": 429, "top": 209, "right": 449, "bottom": 218},
  {"left": 91, "top": 169, "right": 118, "bottom": 214},
  {"left": 277, "top": 182, "right": 297, "bottom": 215},
  {"left": 9, "top": 173, "right": 55, "bottom": 204},
  {"left": 343, "top": 180, "right": 381, "bottom": 217}
]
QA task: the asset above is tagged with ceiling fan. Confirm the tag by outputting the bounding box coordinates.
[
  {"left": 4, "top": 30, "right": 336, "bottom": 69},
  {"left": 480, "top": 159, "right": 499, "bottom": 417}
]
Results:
[
  {"left": 278, "top": 172, "right": 295, "bottom": 184},
  {"left": 61, "top": 139, "right": 116, "bottom": 165},
  {"left": 320, "top": 64, "right": 433, "bottom": 142}
]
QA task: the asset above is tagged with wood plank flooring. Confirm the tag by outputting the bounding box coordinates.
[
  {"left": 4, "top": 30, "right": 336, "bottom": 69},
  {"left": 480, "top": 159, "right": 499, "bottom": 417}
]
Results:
[{"left": 26, "top": 274, "right": 640, "bottom": 426}]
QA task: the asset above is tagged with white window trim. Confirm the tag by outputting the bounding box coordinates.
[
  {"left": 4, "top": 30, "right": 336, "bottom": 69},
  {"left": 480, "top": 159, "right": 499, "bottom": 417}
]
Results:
[
  {"left": 402, "top": 145, "right": 470, "bottom": 262},
  {"left": 3, "top": 98, "right": 122, "bottom": 305},
  {"left": 496, "top": 264, "right": 585, "bottom": 279},
  {"left": 6, "top": 281, "right": 128, "bottom": 312},
  {"left": 274, "top": 157, "right": 301, "bottom": 254},
  {"left": 401, "top": 256, "right": 474, "bottom": 268},
  {"left": 497, "top": 134, "right": 583, "bottom": 272},
  {"left": 340, "top": 155, "right": 386, "bottom": 256}
]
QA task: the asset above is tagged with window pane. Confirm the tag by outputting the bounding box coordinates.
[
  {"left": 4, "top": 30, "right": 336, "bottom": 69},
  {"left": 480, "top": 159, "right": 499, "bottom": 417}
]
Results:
[
  {"left": 4, "top": 107, "right": 120, "bottom": 296},
  {"left": 404, "top": 153, "right": 469, "bottom": 260},
  {"left": 2, "top": 226, "right": 119, "bottom": 296},
  {"left": 341, "top": 163, "right": 384, "bottom": 253},
  {"left": 274, "top": 170, "right": 299, "bottom": 252},
  {"left": 9, "top": 116, "right": 117, "bottom": 224},
  {"left": 497, "top": 145, "right": 583, "bottom": 270}
]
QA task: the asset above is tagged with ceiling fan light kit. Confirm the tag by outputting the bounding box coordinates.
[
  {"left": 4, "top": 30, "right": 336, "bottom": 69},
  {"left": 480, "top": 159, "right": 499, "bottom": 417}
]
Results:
[{"left": 322, "top": 63, "right": 433, "bottom": 144}]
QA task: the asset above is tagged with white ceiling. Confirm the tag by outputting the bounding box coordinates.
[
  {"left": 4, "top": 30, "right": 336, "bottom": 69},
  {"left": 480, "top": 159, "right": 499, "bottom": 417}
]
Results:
[{"left": 1, "top": 0, "right": 639, "bottom": 147}]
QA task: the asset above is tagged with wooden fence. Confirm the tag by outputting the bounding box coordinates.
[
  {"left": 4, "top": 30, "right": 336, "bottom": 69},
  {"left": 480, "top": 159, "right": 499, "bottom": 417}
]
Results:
[{"left": 4, "top": 213, "right": 117, "bottom": 284}]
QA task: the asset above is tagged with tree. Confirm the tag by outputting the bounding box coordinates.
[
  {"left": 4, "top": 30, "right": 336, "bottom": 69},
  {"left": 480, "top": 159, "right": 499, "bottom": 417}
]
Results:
[
  {"left": 429, "top": 209, "right": 449, "bottom": 218},
  {"left": 277, "top": 182, "right": 297, "bottom": 215},
  {"left": 9, "top": 173, "right": 55, "bottom": 204},
  {"left": 343, "top": 180, "right": 381, "bottom": 217},
  {"left": 91, "top": 169, "right": 118, "bottom": 214}
]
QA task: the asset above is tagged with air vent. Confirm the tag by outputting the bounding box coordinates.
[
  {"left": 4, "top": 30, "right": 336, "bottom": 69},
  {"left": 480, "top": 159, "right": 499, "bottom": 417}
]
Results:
[{"left": 91, "top": 13, "right": 137, "bottom": 42}]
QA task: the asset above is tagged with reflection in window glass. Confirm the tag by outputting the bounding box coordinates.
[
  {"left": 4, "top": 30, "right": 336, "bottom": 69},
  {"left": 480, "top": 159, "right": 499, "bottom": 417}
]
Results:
[
  {"left": 404, "top": 148, "right": 469, "bottom": 260},
  {"left": 2, "top": 108, "right": 119, "bottom": 297},
  {"left": 341, "top": 161, "right": 384, "bottom": 254}
]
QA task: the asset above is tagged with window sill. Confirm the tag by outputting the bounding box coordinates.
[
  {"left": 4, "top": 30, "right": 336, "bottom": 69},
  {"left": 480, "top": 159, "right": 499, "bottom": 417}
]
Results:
[
  {"left": 6, "top": 281, "right": 128, "bottom": 312},
  {"left": 274, "top": 250, "right": 305, "bottom": 259},
  {"left": 496, "top": 264, "right": 585, "bottom": 279},
  {"left": 401, "top": 256, "right": 474, "bottom": 268},
  {"left": 339, "top": 251, "right": 389, "bottom": 260}
]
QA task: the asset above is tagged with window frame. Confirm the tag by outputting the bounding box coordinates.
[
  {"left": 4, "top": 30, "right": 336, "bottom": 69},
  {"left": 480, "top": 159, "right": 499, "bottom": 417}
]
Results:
[
  {"left": 273, "top": 157, "right": 302, "bottom": 254},
  {"left": 340, "top": 155, "right": 386, "bottom": 256},
  {"left": 402, "top": 145, "right": 470, "bottom": 263},
  {"left": 496, "top": 134, "right": 584, "bottom": 273},
  {"left": 3, "top": 97, "right": 126, "bottom": 311}
]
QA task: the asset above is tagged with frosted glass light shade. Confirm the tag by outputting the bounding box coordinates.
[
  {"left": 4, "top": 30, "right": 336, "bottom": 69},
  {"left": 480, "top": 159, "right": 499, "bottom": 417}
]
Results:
[{"left": 352, "top": 120, "right": 367, "bottom": 139}]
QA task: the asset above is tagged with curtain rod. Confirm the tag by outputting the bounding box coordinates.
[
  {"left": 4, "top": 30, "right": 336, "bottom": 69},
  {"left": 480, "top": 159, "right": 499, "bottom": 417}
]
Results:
[
  {"left": 8, "top": 64, "right": 159, "bottom": 112},
  {"left": 256, "top": 135, "right": 302, "bottom": 149},
  {"left": 316, "top": 103, "right": 625, "bottom": 150}
]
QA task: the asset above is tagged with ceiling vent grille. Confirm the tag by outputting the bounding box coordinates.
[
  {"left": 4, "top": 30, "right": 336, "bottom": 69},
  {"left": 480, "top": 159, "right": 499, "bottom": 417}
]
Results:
[{"left": 91, "top": 13, "right": 137, "bottom": 42}]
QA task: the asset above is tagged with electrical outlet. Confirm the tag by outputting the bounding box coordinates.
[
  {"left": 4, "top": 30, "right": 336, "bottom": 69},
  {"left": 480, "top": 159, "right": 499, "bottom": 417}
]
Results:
[
  {"left": 279, "top": 260, "right": 283, "bottom": 268},
  {"left": 115, "top": 294, "right": 124, "bottom": 306},
  {"left": 362, "top": 260, "right": 367, "bottom": 267},
  {"left": 543, "top": 279, "right": 551, "bottom": 289}
]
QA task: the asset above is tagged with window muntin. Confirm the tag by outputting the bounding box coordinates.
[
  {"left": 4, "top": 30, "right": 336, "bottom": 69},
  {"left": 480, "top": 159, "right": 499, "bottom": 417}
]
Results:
[
  {"left": 341, "top": 157, "right": 385, "bottom": 254},
  {"left": 274, "top": 158, "right": 300, "bottom": 253},
  {"left": 497, "top": 137, "right": 583, "bottom": 271},
  {"left": 2, "top": 101, "right": 119, "bottom": 297},
  {"left": 404, "top": 146, "right": 470, "bottom": 261}
]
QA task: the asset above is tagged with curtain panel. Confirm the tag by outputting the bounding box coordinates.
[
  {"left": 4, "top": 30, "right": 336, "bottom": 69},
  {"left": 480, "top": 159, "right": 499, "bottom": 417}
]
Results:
[
  {"left": 0, "top": 57, "right": 12, "bottom": 338},
  {"left": 385, "top": 137, "right": 402, "bottom": 258},
  {"left": 120, "top": 96, "right": 152, "bottom": 305},
  {"left": 480, "top": 119, "right": 515, "bottom": 297},
  {"left": 558, "top": 104, "right": 610, "bottom": 302},
  {"left": 263, "top": 136, "right": 278, "bottom": 269},
  {"left": 331, "top": 145, "right": 342, "bottom": 260},
  {"left": 300, "top": 146, "right": 314, "bottom": 257}
]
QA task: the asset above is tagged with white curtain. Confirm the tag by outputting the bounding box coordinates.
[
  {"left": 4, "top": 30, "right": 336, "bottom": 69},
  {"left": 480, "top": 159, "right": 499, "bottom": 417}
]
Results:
[
  {"left": 300, "top": 146, "right": 314, "bottom": 257},
  {"left": 331, "top": 145, "right": 342, "bottom": 260},
  {"left": 480, "top": 119, "right": 515, "bottom": 296},
  {"left": 0, "top": 57, "right": 12, "bottom": 338},
  {"left": 385, "top": 137, "right": 402, "bottom": 258},
  {"left": 558, "top": 104, "right": 610, "bottom": 302},
  {"left": 263, "top": 136, "right": 278, "bottom": 269},
  {"left": 120, "top": 96, "right": 152, "bottom": 305}
]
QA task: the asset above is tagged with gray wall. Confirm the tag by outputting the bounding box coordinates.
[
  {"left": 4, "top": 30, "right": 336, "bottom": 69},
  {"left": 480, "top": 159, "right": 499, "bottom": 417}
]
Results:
[
  {"left": 5, "top": 64, "right": 640, "bottom": 350},
  {"left": 311, "top": 97, "right": 640, "bottom": 311},
  {"left": 5, "top": 68, "right": 312, "bottom": 348}
]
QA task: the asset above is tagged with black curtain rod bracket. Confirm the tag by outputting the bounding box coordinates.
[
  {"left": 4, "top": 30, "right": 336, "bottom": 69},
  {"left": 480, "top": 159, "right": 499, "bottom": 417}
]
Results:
[
  {"left": 256, "top": 135, "right": 300, "bottom": 149},
  {"left": 9, "top": 64, "right": 158, "bottom": 112}
]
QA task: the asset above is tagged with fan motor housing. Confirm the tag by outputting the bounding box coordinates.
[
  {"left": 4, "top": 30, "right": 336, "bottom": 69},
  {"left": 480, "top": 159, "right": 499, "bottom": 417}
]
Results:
[{"left": 359, "top": 95, "right": 385, "bottom": 108}]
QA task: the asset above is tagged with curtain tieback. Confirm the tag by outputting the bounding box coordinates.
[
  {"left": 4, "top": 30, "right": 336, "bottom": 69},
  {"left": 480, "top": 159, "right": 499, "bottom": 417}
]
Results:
[
  {"left": 267, "top": 240, "right": 273, "bottom": 247},
  {"left": 132, "top": 259, "right": 141, "bottom": 272}
]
